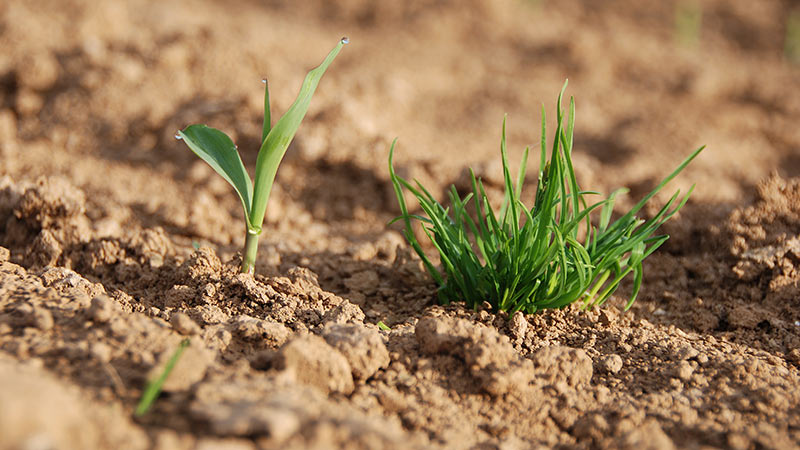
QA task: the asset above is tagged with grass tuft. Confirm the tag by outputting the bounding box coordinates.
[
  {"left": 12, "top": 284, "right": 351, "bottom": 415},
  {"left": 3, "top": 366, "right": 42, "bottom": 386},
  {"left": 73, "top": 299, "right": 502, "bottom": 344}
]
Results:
[{"left": 389, "top": 82, "right": 704, "bottom": 314}]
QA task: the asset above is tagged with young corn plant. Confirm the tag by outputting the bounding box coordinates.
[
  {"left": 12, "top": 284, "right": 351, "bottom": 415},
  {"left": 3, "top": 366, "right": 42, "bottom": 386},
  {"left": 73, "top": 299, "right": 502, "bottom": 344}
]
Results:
[
  {"left": 389, "top": 83, "right": 704, "bottom": 314},
  {"left": 177, "top": 38, "right": 348, "bottom": 274}
]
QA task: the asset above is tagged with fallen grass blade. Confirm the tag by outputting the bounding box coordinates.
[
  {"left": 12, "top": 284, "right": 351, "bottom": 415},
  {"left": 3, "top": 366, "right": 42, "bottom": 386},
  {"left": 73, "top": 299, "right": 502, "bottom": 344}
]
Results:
[{"left": 134, "top": 338, "right": 190, "bottom": 417}]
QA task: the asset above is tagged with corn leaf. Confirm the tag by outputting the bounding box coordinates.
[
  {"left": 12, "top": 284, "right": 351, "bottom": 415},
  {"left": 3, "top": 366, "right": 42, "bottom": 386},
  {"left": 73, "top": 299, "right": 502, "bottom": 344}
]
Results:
[
  {"left": 178, "top": 125, "right": 253, "bottom": 227},
  {"left": 250, "top": 38, "right": 347, "bottom": 229}
]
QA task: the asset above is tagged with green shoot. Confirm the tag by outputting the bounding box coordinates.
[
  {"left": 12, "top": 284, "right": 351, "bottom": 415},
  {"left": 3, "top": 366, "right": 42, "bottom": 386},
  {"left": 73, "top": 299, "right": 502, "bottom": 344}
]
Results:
[
  {"left": 177, "top": 38, "right": 348, "bottom": 274},
  {"left": 389, "top": 82, "right": 704, "bottom": 314},
  {"left": 675, "top": 1, "right": 702, "bottom": 48},
  {"left": 377, "top": 321, "right": 391, "bottom": 331},
  {"left": 135, "top": 338, "right": 190, "bottom": 417},
  {"left": 786, "top": 9, "right": 800, "bottom": 64}
]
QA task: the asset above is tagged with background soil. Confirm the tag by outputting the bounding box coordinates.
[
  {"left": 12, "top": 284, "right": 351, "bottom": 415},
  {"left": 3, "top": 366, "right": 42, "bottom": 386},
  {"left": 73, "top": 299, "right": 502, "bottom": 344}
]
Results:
[{"left": 1, "top": 0, "right": 799, "bottom": 449}]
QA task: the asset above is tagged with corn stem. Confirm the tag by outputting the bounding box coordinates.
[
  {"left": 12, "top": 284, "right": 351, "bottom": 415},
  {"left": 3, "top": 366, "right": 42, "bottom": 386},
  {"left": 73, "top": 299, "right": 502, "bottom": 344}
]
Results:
[{"left": 242, "top": 229, "right": 260, "bottom": 275}]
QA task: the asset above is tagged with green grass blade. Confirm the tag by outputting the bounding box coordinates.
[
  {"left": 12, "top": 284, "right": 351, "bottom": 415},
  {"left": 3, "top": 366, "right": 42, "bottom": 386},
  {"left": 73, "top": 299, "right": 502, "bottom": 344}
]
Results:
[
  {"left": 388, "top": 141, "right": 443, "bottom": 285},
  {"left": 135, "top": 338, "right": 190, "bottom": 417},
  {"left": 499, "top": 117, "right": 520, "bottom": 231},
  {"left": 599, "top": 188, "right": 628, "bottom": 233},
  {"left": 250, "top": 38, "right": 348, "bottom": 229},
  {"left": 604, "top": 146, "right": 704, "bottom": 237},
  {"left": 261, "top": 78, "right": 272, "bottom": 143},
  {"left": 178, "top": 125, "right": 253, "bottom": 227}
]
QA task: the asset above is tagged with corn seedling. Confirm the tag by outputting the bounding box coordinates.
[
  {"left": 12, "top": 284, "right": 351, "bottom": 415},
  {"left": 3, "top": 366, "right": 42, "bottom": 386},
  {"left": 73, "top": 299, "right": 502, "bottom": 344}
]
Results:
[
  {"left": 135, "top": 338, "right": 190, "bottom": 417},
  {"left": 177, "top": 38, "right": 348, "bottom": 274},
  {"left": 389, "top": 82, "right": 704, "bottom": 314}
]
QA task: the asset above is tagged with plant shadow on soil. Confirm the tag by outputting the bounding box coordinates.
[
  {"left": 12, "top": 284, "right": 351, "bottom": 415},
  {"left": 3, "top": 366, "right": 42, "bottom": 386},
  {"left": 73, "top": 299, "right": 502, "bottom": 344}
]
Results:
[
  {"left": 283, "top": 156, "right": 399, "bottom": 222},
  {"left": 627, "top": 194, "right": 800, "bottom": 357},
  {"left": 277, "top": 244, "right": 438, "bottom": 327}
]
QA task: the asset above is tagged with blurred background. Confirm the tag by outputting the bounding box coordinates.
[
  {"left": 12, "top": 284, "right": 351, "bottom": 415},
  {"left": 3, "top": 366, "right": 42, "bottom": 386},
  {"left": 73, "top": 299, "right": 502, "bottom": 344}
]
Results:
[{"left": 0, "top": 0, "right": 798, "bottom": 247}]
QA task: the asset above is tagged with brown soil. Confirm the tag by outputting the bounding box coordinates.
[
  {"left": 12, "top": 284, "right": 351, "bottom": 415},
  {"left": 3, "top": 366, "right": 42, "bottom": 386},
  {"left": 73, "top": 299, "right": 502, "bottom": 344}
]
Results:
[{"left": 1, "top": 1, "right": 800, "bottom": 449}]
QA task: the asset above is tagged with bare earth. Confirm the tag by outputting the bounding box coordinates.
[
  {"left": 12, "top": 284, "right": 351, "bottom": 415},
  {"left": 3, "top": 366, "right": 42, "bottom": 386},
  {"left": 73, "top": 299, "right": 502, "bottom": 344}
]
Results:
[{"left": 1, "top": 1, "right": 799, "bottom": 449}]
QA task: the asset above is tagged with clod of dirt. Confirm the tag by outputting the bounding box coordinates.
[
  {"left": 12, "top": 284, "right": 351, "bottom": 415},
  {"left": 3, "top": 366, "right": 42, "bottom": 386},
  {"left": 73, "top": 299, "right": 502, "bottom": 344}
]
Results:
[
  {"left": 599, "top": 354, "right": 623, "bottom": 374},
  {"left": 275, "top": 334, "right": 354, "bottom": 395},
  {"left": 89, "top": 294, "right": 118, "bottom": 323},
  {"left": 573, "top": 413, "right": 611, "bottom": 444},
  {"left": 621, "top": 419, "right": 675, "bottom": 450},
  {"left": 31, "top": 307, "right": 54, "bottom": 331},
  {"left": 29, "top": 229, "right": 62, "bottom": 266},
  {"left": 415, "top": 316, "right": 539, "bottom": 396},
  {"left": 229, "top": 315, "right": 292, "bottom": 349},
  {"left": 322, "top": 300, "right": 366, "bottom": 325},
  {"left": 39, "top": 266, "right": 106, "bottom": 299},
  {"left": 671, "top": 360, "right": 694, "bottom": 381},
  {"left": 190, "top": 380, "right": 307, "bottom": 439},
  {"left": 178, "top": 247, "right": 223, "bottom": 282},
  {"left": 16, "top": 51, "right": 60, "bottom": 91},
  {"left": 15, "top": 177, "right": 86, "bottom": 229},
  {"left": 507, "top": 311, "right": 528, "bottom": 344},
  {"left": 0, "top": 357, "right": 146, "bottom": 450},
  {"left": 343, "top": 269, "right": 380, "bottom": 295},
  {"left": 170, "top": 312, "right": 200, "bottom": 335},
  {"left": 530, "top": 345, "right": 593, "bottom": 388},
  {"left": 190, "top": 376, "right": 418, "bottom": 448},
  {"left": 0, "top": 177, "right": 90, "bottom": 263},
  {"left": 323, "top": 323, "right": 390, "bottom": 381}
]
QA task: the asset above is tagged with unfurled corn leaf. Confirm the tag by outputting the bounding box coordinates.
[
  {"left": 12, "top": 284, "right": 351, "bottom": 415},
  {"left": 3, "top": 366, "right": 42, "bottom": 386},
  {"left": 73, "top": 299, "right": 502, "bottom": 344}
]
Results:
[{"left": 178, "top": 125, "right": 254, "bottom": 227}]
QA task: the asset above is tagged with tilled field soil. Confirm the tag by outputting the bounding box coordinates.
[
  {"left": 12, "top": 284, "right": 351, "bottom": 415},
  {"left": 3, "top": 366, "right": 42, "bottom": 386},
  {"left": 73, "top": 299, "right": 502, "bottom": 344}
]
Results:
[{"left": 1, "top": 1, "right": 799, "bottom": 449}]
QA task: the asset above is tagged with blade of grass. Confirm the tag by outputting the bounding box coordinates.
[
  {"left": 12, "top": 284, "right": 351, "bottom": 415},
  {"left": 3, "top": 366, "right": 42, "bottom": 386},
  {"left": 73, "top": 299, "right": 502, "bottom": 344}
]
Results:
[{"left": 134, "top": 338, "right": 190, "bottom": 417}]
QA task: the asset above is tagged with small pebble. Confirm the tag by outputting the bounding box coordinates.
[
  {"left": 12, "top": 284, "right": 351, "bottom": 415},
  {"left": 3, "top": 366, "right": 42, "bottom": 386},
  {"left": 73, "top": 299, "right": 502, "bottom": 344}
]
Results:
[
  {"left": 674, "top": 360, "right": 694, "bottom": 381},
  {"left": 677, "top": 345, "right": 699, "bottom": 360},
  {"left": 508, "top": 311, "right": 528, "bottom": 341},
  {"left": 171, "top": 312, "right": 200, "bottom": 336},
  {"left": 89, "top": 295, "right": 115, "bottom": 323},
  {"left": 90, "top": 342, "right": 112, "bottom": 363},
  {"left": 599, "top": 354, "right": 623, "bottom": 374},
  {"left": 33, "top": 308, "right": 54, "bottom": 331}
]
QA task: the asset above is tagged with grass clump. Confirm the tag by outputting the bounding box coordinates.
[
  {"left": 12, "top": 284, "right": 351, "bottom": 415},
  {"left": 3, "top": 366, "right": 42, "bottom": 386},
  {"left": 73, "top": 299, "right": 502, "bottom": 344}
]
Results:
[
  {"left": 389, "top": 82, "right": 704, "bottom": 314},
  {"left": 177, "top": 38, "right": 348, "bottom": 274}
]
